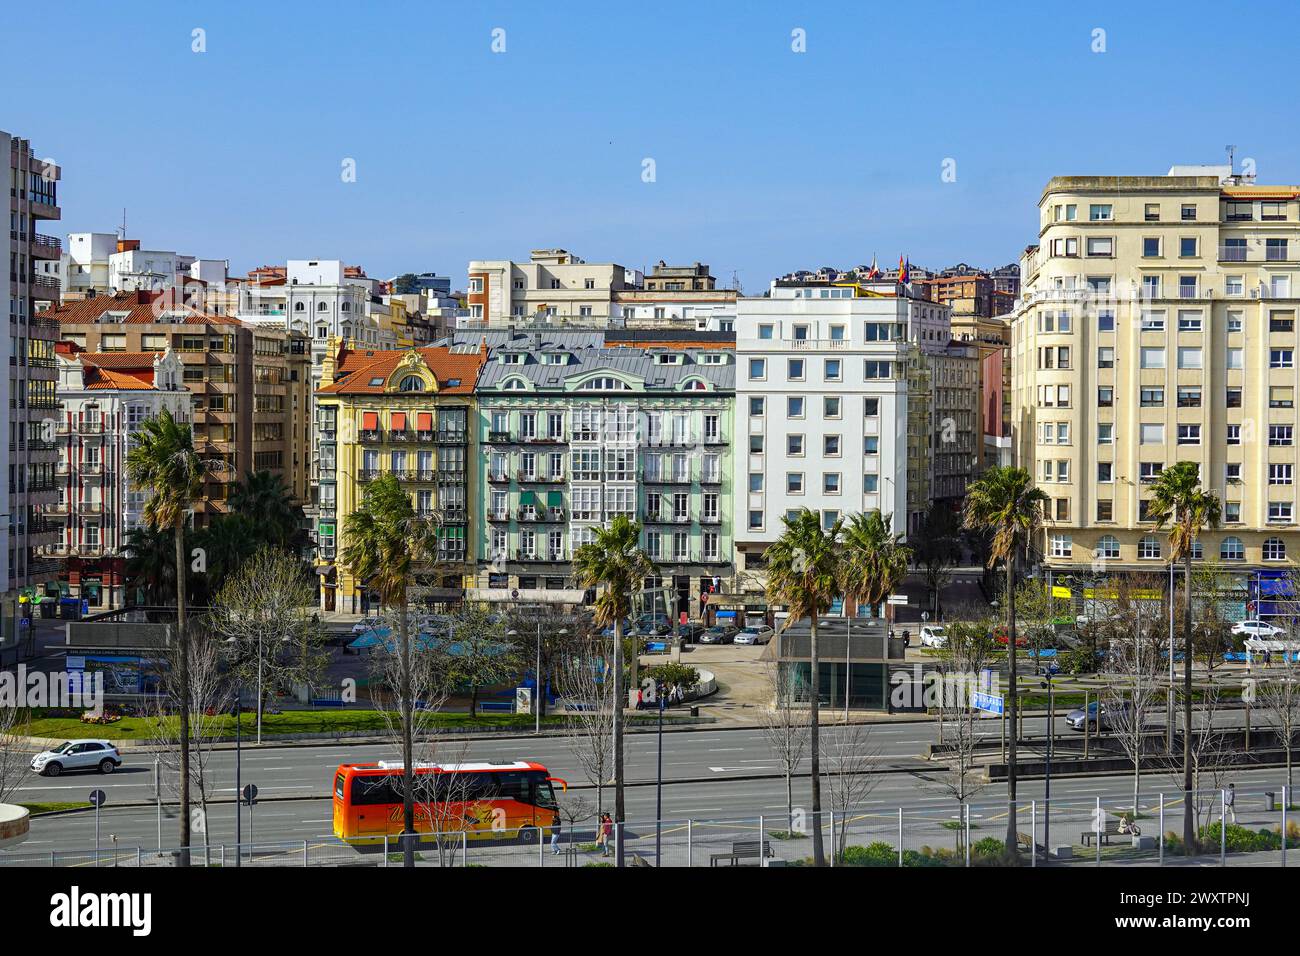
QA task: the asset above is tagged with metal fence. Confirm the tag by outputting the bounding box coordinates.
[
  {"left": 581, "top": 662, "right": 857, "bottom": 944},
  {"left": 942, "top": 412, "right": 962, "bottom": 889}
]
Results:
[{"left": 2, "top": 785, "right": 1294, "bottom": 867}]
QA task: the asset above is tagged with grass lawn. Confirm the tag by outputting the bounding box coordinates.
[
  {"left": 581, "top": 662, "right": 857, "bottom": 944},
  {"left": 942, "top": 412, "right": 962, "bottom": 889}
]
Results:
[
  {"left": 19, "top": 708, "right": 697, "bottom": 741},
  {"left": 19, "top": 801, "right": 92, "bottom": 815}
]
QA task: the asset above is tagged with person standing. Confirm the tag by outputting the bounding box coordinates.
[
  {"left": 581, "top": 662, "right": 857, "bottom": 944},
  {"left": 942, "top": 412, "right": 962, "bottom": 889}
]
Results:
[{"left": 1224, "top": 782, "right": 1237, "bottom": 824}]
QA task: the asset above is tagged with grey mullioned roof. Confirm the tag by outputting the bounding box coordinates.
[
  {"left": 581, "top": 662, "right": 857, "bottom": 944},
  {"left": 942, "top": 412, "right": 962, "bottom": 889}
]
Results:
[{"left": 444, "top": 330, "right": 734, "bottom": 393}]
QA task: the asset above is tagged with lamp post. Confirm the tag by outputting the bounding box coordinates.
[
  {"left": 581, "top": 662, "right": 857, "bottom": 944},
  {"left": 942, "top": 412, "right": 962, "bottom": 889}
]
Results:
[{"left": 655, "top": 678, "right": 665, "bottom": 865}]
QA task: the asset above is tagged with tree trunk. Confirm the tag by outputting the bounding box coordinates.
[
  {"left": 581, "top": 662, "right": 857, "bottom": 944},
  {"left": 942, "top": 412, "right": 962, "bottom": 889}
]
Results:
[
  {"left": 470, "top": 686, "right": 478, "bottom": 718},
  {"left": 613, "top": 618, "right": 626, "bottom": 868},
  {"left": 786, "top": 769, "right": 794, "bottom": 832},
  {"left": 1182, "top": 552, "right": 1194, "bottom": 853},
  {"left": 1004, "top": 553, "right": 1018, "bottom": 854},
  {"left": 400, "top": 599, "right": 415, "bottom": 868},
  {"left": 174, "top": 521, "right": 191, "bottom": 865},
  {"left": 809, "top": 610, "right": 825, "bottom": 866}
]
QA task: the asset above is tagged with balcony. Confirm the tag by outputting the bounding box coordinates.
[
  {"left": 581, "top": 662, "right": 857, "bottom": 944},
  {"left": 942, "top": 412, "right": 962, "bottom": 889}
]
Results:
[
  {"left": 644, "top": 472, "right": 693, "bottom": 485},
  {"left": 391, "top": 469, "right": 415, "bottom": 482},
  {"left": 77, "top": 421, "right": 104, "bottom": 435},
  {"left": 388, "top": 429, "right": 413, "bottom": 443},
  {"left": 515, "top": 549, "right": 566, "bottom": 563},
  {"left": 487, "top": 471, "right": 511, "bottom": 483},
  {"left": 700, "top": 472, "right": 723, "bottom": 485},
  {"left": 517, "top": 508, "right": 565, "bottom": 522},
  {"left": 32, "top": 274, "right": 60, "bottom": 292},
  {"left": 31, "top": 234, "right": 61, "bottom": 259},
  {"left": 436, "top": 431, "right": 468, "bottom": 445},
  {"left": 486, "top": 430, "right": 513, "bottom": 443},
  {"left": 80, "top": 462, "right": 103, "bottom": 477},
  {"left": 359, "top": 429, "right": 383, "bottom": 443},
  {"left": 1219, "top": 244, "right": 1248, "bottom": 262},
  {"left": 517, "top": 471, "right": 564, "bottom": 484},
  {"left": 358, "top": 469, "right": 381, "bottom": 482},
  {"left": 437, "top": 472, "right": 466, "bottom": 487},
  {"left": 520, "top": 433, "right": 565, "bottom": 444},
  {"left": 79, "top": 501, "right": 103, "bottom": 514}
]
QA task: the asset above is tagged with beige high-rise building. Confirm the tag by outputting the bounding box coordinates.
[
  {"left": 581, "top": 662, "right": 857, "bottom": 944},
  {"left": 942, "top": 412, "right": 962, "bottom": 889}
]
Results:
[{"left": 1012, "top": 166, "right": 1300, "bottom": 589}]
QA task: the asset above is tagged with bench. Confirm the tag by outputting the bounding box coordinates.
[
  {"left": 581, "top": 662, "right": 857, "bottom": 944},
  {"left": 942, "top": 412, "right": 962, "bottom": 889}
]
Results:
[
  {"left": 479, "top": 701, "right": 514, "bottom": 713},
  {"left": 1016, "top": 832, "right": 1047, "bottom": 859},
  {"left": 709, "top": 840, "right": 774, "bottom": 866},
  {"left": 311, "top": 698, "right": 345, "bottom": 708},
  {"left": 1081, "top": 819, "right": 1123, "bottom": 846}
]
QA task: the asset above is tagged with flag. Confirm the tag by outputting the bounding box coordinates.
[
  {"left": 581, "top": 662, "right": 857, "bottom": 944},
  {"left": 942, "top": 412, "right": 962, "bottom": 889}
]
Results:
[
  {"left": 898, "top": 255, "right": 909, "bottom": 284},
  {"left": 866, "top": 255, "right": 880, "bottom": 280}
]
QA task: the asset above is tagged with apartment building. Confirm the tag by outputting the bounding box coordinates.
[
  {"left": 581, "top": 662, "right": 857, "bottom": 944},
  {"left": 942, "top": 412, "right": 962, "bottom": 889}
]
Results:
[
  {"left": 1012, "top": 166, "right": 1300, "bottom": 604},
  {"left": 3, "top": 131, "right": 62, "bottom": 613},
  {"left": 472, "top": 331, "right": 734, "bottom": 614},
  {"left": 465, "top": 249, "right": 642, "bottom": 327},
  {"left": 614, "top": 261, "right": 737, "bottom": 331},
  {"left": 314, "top": 341, "right": 487, "bottom": 612},
  {"left": 61, "top": 232, "right": 231, "bottom": 310},
  {"left": 44, "top": 290, "right": 299, "bottom": 525},
  {"left": 733, "top": 287, "right": 909, "bottom": 592},
  {"left": 47, "top": 345, "right": 190, "bottom": 609}
]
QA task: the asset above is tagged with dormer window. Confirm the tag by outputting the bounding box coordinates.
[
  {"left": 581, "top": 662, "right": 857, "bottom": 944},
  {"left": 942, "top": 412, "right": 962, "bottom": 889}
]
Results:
[
  {"left": 502, "top": 377, "right": 528, "bottom": 391},
  {"left": 398, "top": 375, "right": 424, "bottom": 392},
  {"left": 578, "top": 377, "right": 629, "bottom": 391}
]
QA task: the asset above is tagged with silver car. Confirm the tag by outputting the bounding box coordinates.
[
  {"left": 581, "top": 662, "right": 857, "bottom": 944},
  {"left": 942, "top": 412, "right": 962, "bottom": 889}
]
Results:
[{"left": 30, "top": 739, "right": 122, "bottom": 776}]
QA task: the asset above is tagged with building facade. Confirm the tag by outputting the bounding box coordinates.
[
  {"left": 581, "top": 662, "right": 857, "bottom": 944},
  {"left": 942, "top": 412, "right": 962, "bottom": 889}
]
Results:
[
  {"left": 732, "top": 288, "right": 910, "bottom": 592},
  {"left": 471, "top": 331, "right": 735, "bottom": 615},
  {"left": 1012, "top": 167, "right": 1300, "bottom": 595},
  {"left": 465, "top": 249, "right": 641, "bottom": 327},
  {"left": 47, "top": 346, "right": 190, "bottom": 609},
  {"left": 3, "top": 131, "right": 62, "bottom": 608},
  {"left": 314, "top": 342, "right": 487, "bottom": 612}
]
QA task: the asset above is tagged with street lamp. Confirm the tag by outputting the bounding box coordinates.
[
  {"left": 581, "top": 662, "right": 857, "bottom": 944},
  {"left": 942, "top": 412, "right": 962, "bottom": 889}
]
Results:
[
  {"left": 655, "top": 677, "right": 666, "bottom": 865},
  {"left": 1040, "top": 676, "right": 1054, "bottom": 858},
  {"left": 509, "top": 623, "right": 566, "bottom": 733}
]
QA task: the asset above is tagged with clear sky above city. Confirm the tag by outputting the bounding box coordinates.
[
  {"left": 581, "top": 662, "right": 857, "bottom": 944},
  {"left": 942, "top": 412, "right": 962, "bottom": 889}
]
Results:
[{"left": 4, "top": 0, "right": 1297, "bottom": 290}]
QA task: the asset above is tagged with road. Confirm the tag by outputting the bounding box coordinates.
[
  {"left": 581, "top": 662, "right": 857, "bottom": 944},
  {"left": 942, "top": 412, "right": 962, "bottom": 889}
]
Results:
[{"left": 7, "top": 717, "right": 1293, "bottom": 856}]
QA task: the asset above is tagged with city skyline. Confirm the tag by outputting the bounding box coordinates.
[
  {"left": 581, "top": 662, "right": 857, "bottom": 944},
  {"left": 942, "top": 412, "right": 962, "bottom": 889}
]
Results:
[{"left": 6, "top": 0, "right": 1300, "bottom": 289}]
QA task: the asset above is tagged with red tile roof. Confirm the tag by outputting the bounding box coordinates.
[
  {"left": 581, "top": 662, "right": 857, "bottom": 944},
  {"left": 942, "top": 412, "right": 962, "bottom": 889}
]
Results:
[
  {"left": 77, "top": 351, "right": 163, "bottom": 390},
  {"left": 318, "top": 345, "right": 485, "bottom": 395},
  {"left": 38, "top": 289, "right": 242, "bottom": 327}
]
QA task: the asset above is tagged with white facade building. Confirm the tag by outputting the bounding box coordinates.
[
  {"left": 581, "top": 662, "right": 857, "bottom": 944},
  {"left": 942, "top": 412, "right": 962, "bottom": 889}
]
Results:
[{"left": 732, "top": 291, "right": 910, "bottom": 588}]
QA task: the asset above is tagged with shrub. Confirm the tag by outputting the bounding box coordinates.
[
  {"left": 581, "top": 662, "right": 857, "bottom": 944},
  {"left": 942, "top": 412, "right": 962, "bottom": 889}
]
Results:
[
  {"left": 1200, "top": 822, "right": 1276, "bottom": 853},
  {"left": 973, "top": 837, "right": 1005, "bottom": 858},
  {"left": 839, "top": 842, "right": 897, "bottom": 867},
  {"left": 643, "top": 662, "right": 700, "bottom": 690}
]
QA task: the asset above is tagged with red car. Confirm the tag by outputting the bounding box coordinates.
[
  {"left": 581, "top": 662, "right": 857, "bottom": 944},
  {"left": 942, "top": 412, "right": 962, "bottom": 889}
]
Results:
[{"left": 992, "top": 626, "right": 1028, "bottom": 648}]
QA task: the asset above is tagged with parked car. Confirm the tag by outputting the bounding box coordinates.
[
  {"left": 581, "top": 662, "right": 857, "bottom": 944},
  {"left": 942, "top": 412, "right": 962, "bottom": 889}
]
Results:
[
  {"left": 600, "top": 619, "right": 633, "bottom": 638},
  {"left": 30, "top": 739, "right": 122, "bottom": 776},
  {"left": 677, "top": 621, "right": 707, "bottom": 643},
  {"left": 1065, "top": 701, "right": 1134, "bottom": 732},
  {"left": 734, "top": 624, "right": 775, "bottom": 646},
  {"left": 919, "top": 625, "right": 949, "bottom": 648},
  {"left": 698, "top": 624, "right": 738, "bottom": 645},
  {"left": 632, "top": 613, "right": 673, "bottom": 636},
  {"left": 1232, "top": 619, "right": 1284, "bottom": 639}
]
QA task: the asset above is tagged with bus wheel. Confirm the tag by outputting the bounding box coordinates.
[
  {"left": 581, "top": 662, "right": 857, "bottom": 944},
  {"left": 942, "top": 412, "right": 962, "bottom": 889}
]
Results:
[{"left": 517, "top": 826, "right": 539, "bottom": 844}]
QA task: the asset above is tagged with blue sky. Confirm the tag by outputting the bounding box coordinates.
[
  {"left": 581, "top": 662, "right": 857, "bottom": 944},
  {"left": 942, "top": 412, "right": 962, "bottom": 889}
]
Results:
[{"left": 4, "top": 0, "right": 1298, "bottom": 291}]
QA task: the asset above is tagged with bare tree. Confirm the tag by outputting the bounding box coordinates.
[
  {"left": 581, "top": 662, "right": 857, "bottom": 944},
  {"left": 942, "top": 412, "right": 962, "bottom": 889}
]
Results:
[
  {"left": 822, "top": 722, "right": 881, "bottom": 862},
  {"left": 209, "top": 547, "right": 329, "bottom": 742},
  {"left": 150, "top": 632, "right": 231, "bottom": 854},
  {"left": 760, "top": 663, "right": 809, "bottom": 834},
  {"left": 1168, "top": 680, "right": 1235, "bottom": 836},
  {"left": 559, "top": 646, "right": 615, "bottom": 816},
  {"left": 927, "top": 621, "right": 993, "bottom": 841},
  {"left": 0, "top": 706, "right": 29, "bottom": 806},
  {"left": 1103, "top": 625, "right": 1166, "bottom": 815},
  {"left": 1254, "top": 647, "right": 1300, "bottom": 795}
]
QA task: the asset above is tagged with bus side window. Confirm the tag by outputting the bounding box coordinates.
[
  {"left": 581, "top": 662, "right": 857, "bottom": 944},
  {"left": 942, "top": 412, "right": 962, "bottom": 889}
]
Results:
[{"left": 335, "top": 774, "right": 346, "bottom": 800}]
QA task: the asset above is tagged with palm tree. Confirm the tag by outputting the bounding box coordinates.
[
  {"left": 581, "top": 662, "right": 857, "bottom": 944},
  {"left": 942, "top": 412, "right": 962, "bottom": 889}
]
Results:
[
  {"left": 339, "top": 473, "right": 440, "bottom": 868},
  {"left": 125, "top": 407, "right": 216, "bottom": 863},
  {"left": 229, "top": 469, "right": 305, "bottom": 551},
  {"left": 962, "top": 465, "right": 1048, "bottom": 854},
  {"left": 842, "top": 510, "right": 912, "bottom": 622},
  {"left": 1148, "top": 461, "right": 1221, "bottom": 852},
  {"left": 572, "top": 515, "right": 655, "bottom": 867},
  {"left": 764, "top": 508, "right": 843, "bottom": 867},
  {"left": 123, "top": 524, "right": 184, "bottom": 605}
]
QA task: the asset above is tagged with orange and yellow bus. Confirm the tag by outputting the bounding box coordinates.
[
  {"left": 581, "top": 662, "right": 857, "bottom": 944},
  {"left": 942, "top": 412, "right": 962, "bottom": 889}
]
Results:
[{"left": 333, "top": 760, "right": 565, "bottom": 845}]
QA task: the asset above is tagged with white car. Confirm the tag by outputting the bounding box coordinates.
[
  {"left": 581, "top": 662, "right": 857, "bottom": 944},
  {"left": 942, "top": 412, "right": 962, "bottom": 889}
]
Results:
[
  {"left": 31, "top": 739, "right": 121, "bottom": 777},
  {"left": 734, "top": 625, "right": 775, "bottom": 646},
  {"left": 1231, "top": 620, "right": 1284, "bottom": 639},
  {"left": 919, "top": 625, "right": 949, "bottom": 648}
]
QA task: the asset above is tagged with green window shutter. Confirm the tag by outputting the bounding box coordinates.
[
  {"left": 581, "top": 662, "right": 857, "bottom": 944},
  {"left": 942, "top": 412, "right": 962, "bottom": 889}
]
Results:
[
  {"left": 520, "top": 490, "right": 538, "bottom": 506},
  {"left": 546, "top": 491, "right": 563, "bottom": 508}
]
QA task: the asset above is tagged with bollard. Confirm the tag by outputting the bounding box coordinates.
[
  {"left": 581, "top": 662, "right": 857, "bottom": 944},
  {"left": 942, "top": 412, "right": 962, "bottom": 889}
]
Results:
[
  {"left": 687, "top": 818, "right": 693, "bottom": 868},
  {"left": 304, "top": 841, "right": 309, "bottom": 867},
  {"left": 1220, "top": 790, "right": 1227, "bottom": 866},
  {"left": 964, "top": 804, "right": 970, "bottom": 867},
  {"left": 1095, "top": 797, "right": 1102, "bottom": 866},
  {"left": 1158, "top": 793, "right": 1164, "bottom": 867},
  {"left": 759, "top": 816, "right": 766, "bottom": 868},
  {"left": 1283, "top": 786, "right": 1289, "bottom": 868},
  {"left": 1031, "top": 801, "right": 1036, "bottom": 868}
]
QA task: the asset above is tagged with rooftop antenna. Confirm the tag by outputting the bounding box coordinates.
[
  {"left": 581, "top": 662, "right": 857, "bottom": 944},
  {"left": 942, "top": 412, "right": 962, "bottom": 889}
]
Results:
[
  {"left": 1225, "top": 144, "right": 1236, "bottom": 174},
  {"left": 117, "top": 208, "right": 127, "bottom": 240}
]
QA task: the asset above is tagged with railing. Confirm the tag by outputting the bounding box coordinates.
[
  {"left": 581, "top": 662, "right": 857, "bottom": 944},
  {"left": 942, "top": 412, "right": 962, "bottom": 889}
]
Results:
[
  {"left": 32, "top": 274, "right": 60, "bottom": 290},
  {"left": 487, "top": 430, "right": 512, "bottom": 443},
  {"left": 1219, "top": 245, "right": 1248, "bottom": 262},
  {"left": 32, "top": 233, "right": 61, "bottom": 253}
]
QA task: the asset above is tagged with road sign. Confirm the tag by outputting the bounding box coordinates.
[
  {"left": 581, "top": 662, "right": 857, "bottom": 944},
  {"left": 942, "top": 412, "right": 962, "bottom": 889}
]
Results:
[
  {"left": 241, "top": 784, "right": 258, "bottom": 806},
  {"left": 972, "top": 692, "right": 1004, "bottom": 716},
  {"left": 88, "top": 789, "right": 106, "bottom": 807},
  {"left": 887, "top": 595, "right": 908, "bottom": 605}
]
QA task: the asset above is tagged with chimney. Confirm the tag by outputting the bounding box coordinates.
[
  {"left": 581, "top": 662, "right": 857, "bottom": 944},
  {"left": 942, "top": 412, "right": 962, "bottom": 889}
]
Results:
[{"left": 117, "top": 238, "right": 140, "bottom": 253}]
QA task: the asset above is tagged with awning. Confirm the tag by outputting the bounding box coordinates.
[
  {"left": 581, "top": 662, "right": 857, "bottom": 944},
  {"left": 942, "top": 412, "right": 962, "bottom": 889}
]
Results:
[
  {"left": 362, "top": 411, "right": 378, "bottom": 430},
  {"left": 520, "top": 490, "right": 538, "bottom": 506},
  {"left": 416, "top": 412, "right": 433, "bottom": 431},
  {"left": 391, "top": 412, "right": 407, "bottom": 431},
  {"left": 546, "top": 491, "right": 563, "bottom": 508}
]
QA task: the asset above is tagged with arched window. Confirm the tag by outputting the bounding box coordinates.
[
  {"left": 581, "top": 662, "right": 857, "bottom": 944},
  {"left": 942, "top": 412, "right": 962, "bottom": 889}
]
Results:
[
  {"left": 1190, "top": 539, "right": 1204, "bottom": 560},
  {"left": 577, "top": 376, "right": 629, "bottom": 391},
  {"left": 501, "top": 377, "right": 528, "bottom": 391},
  {"left": 1096, "top": 535, "right": 1120, "bottom": 559},
  {"left": 294, "top": 301, "right": 305, "bottom": 312},
  {"left": 1220, "top": 536, "right": 1245, "bottom": 561},
  {"left": 317, "top": 301, "right": 328, "bottom": 311},
  {"left": 398, "top": 375, "right": 423, "bottom": 392},
  {"left": 341, "top": 302, "right": 351, "bottom": 313},
  {"left": 1138, "top": 536, "right": 1161, "bottom": 560},
  {"left": 1264, "top": 537, "right": 1287, "bottom": 561},
  {"left": 681, "top": 378, "right": 708, "bottom": 391}
]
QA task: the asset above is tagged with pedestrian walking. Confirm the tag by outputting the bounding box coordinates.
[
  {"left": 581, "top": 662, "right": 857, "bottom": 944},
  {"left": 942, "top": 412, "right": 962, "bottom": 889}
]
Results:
[
  {"left": 550, "top": 824, "right": 561, "bottom": 855},
  {"left": 1224, "top": 782, "right": 1237, "bottom": 824},
  {"left": 597, "top": 813, "right": 613, "bottom": 857}
]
